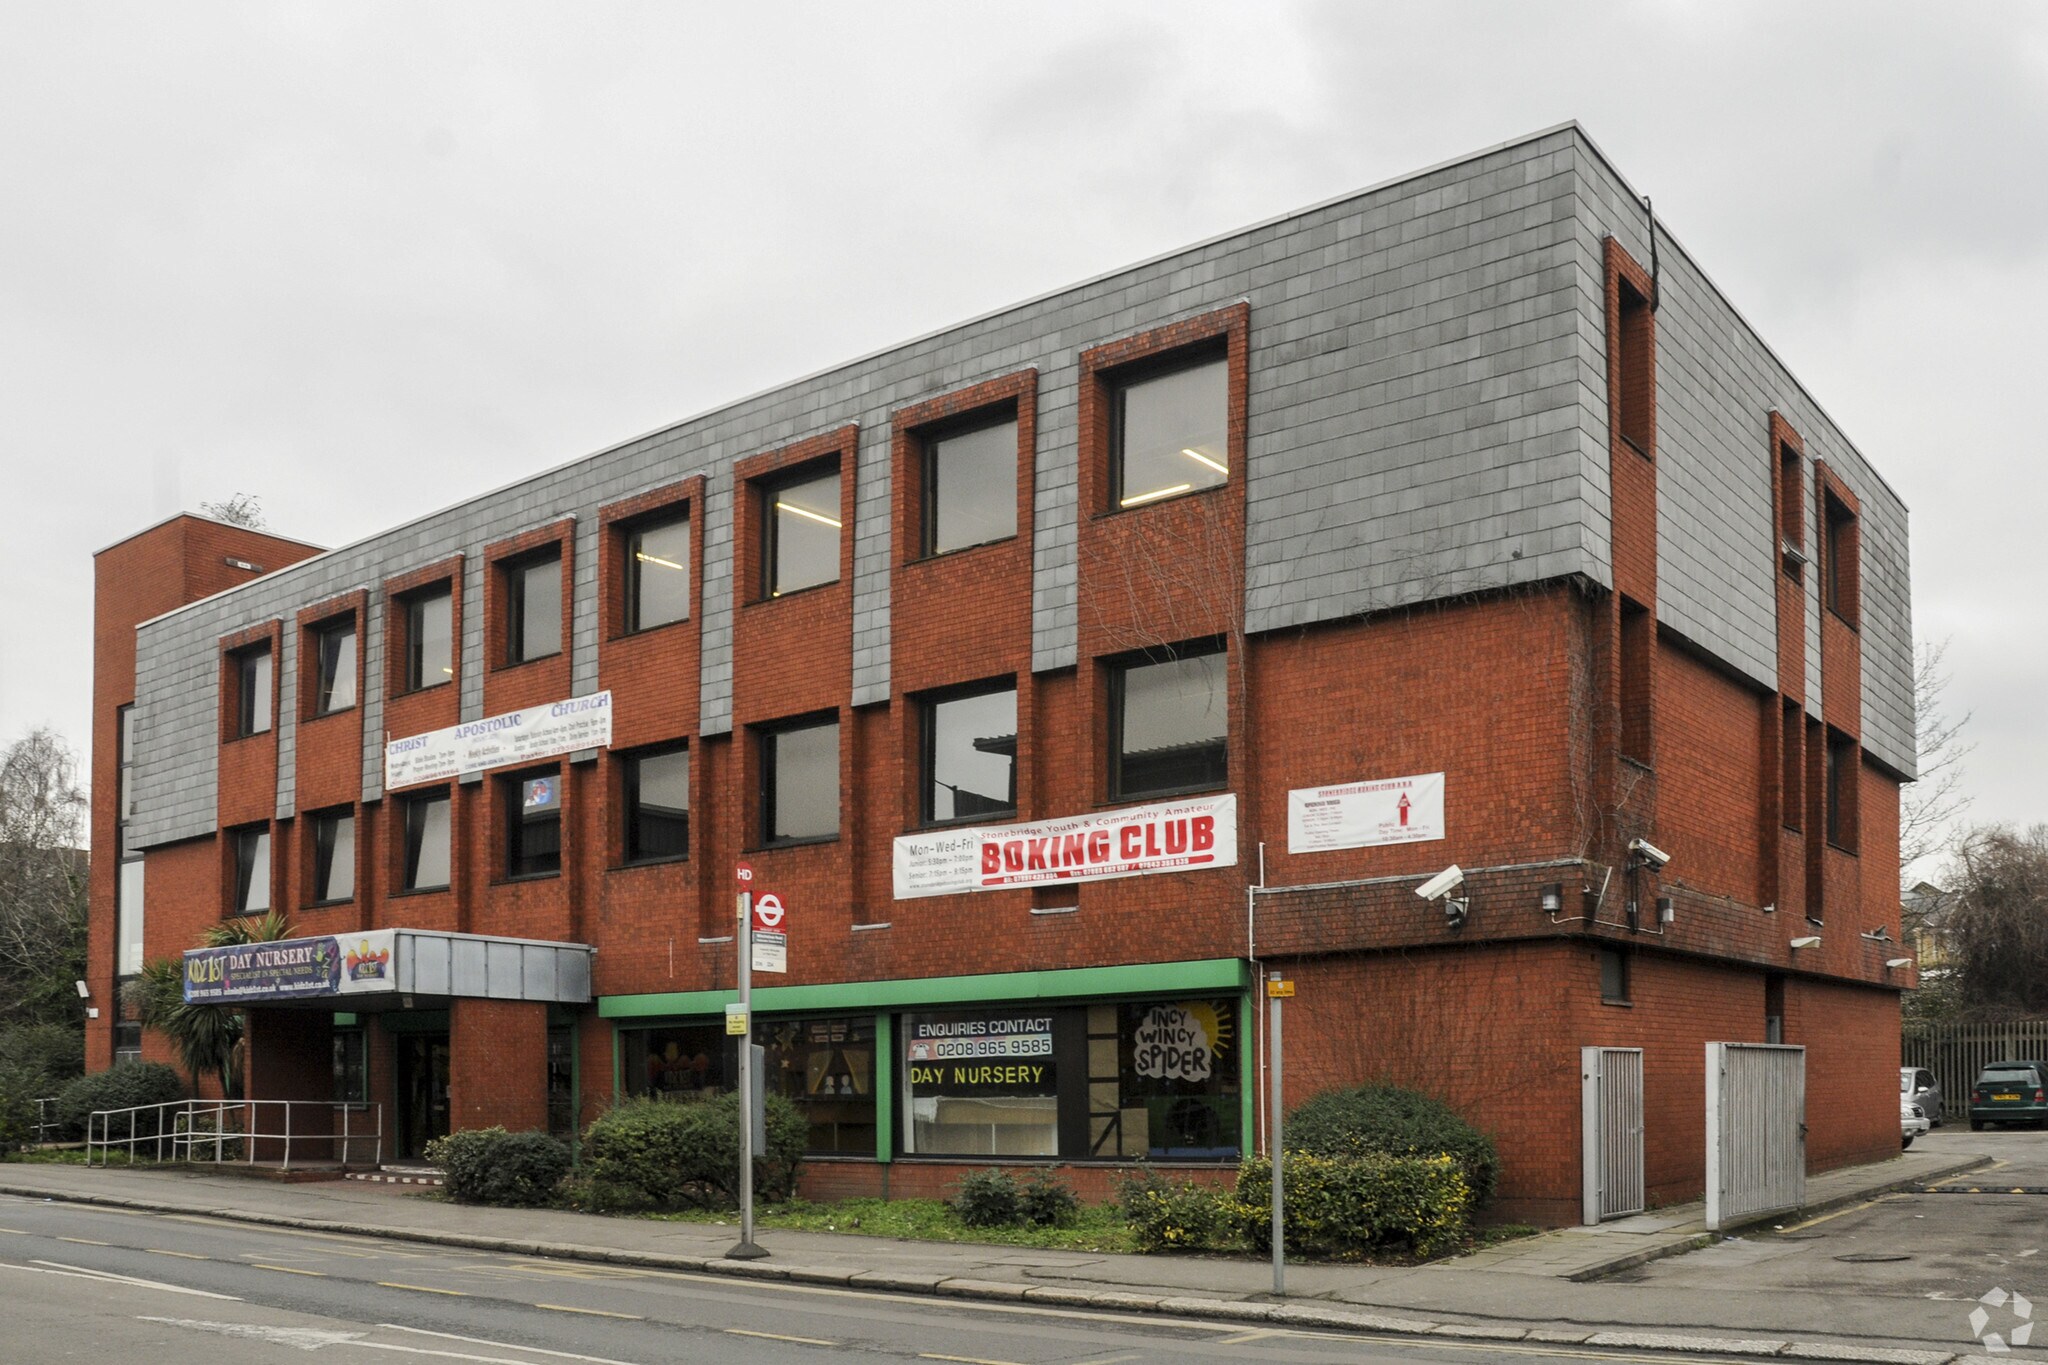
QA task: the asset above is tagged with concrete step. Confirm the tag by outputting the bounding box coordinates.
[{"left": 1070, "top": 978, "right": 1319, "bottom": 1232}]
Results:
[{"left": 344, "top": 1166, "right": 445, "bottom": 1188}]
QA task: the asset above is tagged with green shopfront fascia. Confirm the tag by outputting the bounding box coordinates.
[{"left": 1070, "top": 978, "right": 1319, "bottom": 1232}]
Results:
[{"left": 599, "top": 959, "right": 1253, "bottom": 1164}]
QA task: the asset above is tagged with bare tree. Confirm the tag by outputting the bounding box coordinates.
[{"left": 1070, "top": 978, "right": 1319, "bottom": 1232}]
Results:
[
  {"left": 0, "top": 729, "right": 89, "bottom": 1029},
  {"left": 1939, "top": 824, "right": 2048, "bottom": 1019},
  {"left": 1901, "top": 637, "right": 1973, "bottom": 879},
  {"left": 199, "top": 492, "right": 266, "bottom": 529}
]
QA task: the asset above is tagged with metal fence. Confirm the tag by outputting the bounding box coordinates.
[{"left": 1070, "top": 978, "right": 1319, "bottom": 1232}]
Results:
[
  {"left": 1904, "top": 1020, "right": 2048, "bottom": 1120},
  {"left": 84, "top": 1099, "right": 382, "bottom": 1171}
]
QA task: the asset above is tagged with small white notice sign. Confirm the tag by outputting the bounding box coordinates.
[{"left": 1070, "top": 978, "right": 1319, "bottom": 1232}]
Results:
[
  {"left": 1287, "top": 772, "right": 1445, "bottom": 853},
  {"left": 751, "top": 930, "right": 787, "bottom": 974}
]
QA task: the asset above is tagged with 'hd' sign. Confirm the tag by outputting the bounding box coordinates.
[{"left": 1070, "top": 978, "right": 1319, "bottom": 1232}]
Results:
[{"left": 892, "top": 795, "right": 1236, "bottom": 900}]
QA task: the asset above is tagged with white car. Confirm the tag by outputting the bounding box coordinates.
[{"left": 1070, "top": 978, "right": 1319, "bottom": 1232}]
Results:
[{"left": 1902, "top": 1096, "right": 1932, "bottom": 1149}]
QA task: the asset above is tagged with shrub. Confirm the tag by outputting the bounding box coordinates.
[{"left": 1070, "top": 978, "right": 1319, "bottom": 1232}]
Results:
[
  {"left": 426, "top": 1127, "right": 571, "bottom": 1207},
  {"left": 951, "top": 1169, "right": 1021, "bottom": 1227},
  {"left": 1235, "top": 1151, "right": 1472, "bottom": 1260},
  {"left": 1285, "top": 1084, "right": 1500, "bottom": 1206},
  {"left": 0, "top": 1063, "right": 44, "bottom": 1151},
  {"left": 579, "top": 1092, "right": 807, "bottom": 1211},
  {"left": 1018, "top": 1170, "right": 1080, "bottom": 1228},
  {"left": 55, "top": 1063, "right": 184, "bottom": 1141},
  {"left": 1114, "top": 1166, "right": 1237, "bottom": 1253},
  {"left": 0, "top": 1024, "right": 85, "bottom": 1088}
]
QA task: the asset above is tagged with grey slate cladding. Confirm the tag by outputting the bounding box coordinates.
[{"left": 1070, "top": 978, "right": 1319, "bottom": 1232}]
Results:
[{"left": 124, "top": 123, "right": 1914, "bottom": 851}]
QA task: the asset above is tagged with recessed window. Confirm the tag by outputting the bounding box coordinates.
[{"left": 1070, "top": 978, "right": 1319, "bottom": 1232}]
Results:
[
  {"left": 233, "top": 644, "right": 272, "bottom": 738},
  {"left": 505, "top": 550, "right": 563, "bottom": 664},
  {"left": 1112, "top": 352, "right": 1227, "bottom": 509},
  {"left": 333, "top": 1029, "right": 368, "bottom": 1105},
  {"left": 1110, "top": 646, "right": 1227, "bottom": 800},
  {"left": 761, "top": 717, "right": 839, "bottom": 844},
  {"left": 402, "top": 790, "right": 452, "bottom": 892},
  {"left": 922, "top": 685, "right": 1017, "bottom": 824},
  {"left": 1778, "top": 443, "right": 1805, "bottom": 582},
  {"left": 1615, "top": 274, "right": 1653, "bottom": 454},
  {"left": 403, "top": 585, "right": 454, "bottom": 692},
  {"left": 116, "top": 858, "right": 144, "bottom": 975},
  {"left": 505, "top": 768, "right": 563, "bottom": 878},
  {"left": 1781, "top": 699, "right": 1803, "bottom": 833},
  {"left": 623, "top": 746, "right": 690, "bottom": 864},
  {"left": 1825, "top": 729, "right": 1857, "bottom": 852},
  {"left": 626, "top": 513, "right": 691, "bottom": 632},
  {"left": 311, "top": 617, "right": 358, "bottom": 715},
  {"left": 311, "top": 809, "right": 355, "bottom": 904},
  {"left": 923, "top": 414, "right": 1016, "bottom": 555},
  {"left": 232, "top": 824, "right": 272, "bottom": 915},
  {"left": 1824, "top": 492, "right": 1858, "bottom": 625},
  {"left": 1598, "top": 948, "right": 1630, "bottom": 1003},
  {"left": 762, "top": 467, "right": 841, "bottom": 597},
  {"left": 117, "top": 704, "right": 137, "bottom": 857}
]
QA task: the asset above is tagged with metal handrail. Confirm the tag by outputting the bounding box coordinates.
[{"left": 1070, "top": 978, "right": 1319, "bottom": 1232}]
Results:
[
  {"left": 85, "top": 1099, "right": 381, "bottom": 1172},
  {"left": 32, "top": 1097, "right": 59, "bottom": 1144}
]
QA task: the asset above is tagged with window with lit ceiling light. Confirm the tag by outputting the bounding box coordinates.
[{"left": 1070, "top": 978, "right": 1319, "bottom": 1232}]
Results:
[
  {"left": 760, "top": 464, "right": 841, "bottom": 597},
  {"left": 400, "top": 583, "right": 454, "bottom": 692},
  {"left": 1110, "top": 347, "right": 1228, "bottom": 510},
  {"left": 624, "top": 511, "right": 691, "bottom": 631}
]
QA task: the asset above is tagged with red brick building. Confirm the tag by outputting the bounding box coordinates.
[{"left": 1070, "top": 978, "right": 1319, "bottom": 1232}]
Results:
[{"left": 89, "top": 125, "right": 1915, "bottom": 1225}]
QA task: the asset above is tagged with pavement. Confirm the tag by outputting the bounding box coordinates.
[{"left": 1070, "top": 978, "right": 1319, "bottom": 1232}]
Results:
[{"left": 0, "top": 1139, "right": 2013, "bottom": 1363}]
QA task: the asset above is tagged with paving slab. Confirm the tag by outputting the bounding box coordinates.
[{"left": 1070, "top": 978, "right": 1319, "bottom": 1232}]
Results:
[{"left": 1587, "top": 1330, "right": 1790, "bottom": 1354}]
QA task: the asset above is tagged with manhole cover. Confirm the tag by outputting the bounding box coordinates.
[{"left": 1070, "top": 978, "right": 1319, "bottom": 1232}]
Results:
[{"left": 1834, "top": 1253, "right": 1911, "bottom": 1263}]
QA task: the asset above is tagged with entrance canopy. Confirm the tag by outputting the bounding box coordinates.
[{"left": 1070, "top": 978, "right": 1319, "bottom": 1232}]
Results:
[{"left": 182, "top": 929, "right": 592, "bottom": 1010}]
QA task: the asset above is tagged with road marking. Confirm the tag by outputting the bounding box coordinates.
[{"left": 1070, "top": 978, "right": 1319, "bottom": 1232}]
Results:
[
  {"left": 1217, "top": 1329, "right": 1280, "bottom": 1344},
  {"left": 147, "top": 1249, "right": 210, "bottom": 1260},
  {"left": 378, "top": 1281, "right": 469, "bottom": 1296},
  {"left": 381, "top": 1323, "right": 648, "bottom": 1365},
  {"left": 535, "top": 1304, "right": 643, "bottom": 1320},
  {"left": 1074, "top": 1356, "right": 1143, "bottom": 1365},
  {"left": 1775, "top": 1194, "right": 1903, "bottom": 1234},
  {"left": 727, "top": 1328, "right": 837, "bottom": 1346},
  {"left": 922, "top": 1355, "right": 1029, "bottom": 1365},
  {"left": 253, "top": 1262, "right": 327, "bottom": 1276},
  {"left": 18, "top": 1260, "right": 239, "bottom": 1300},
  {"left": 0, "top": 1227, "right": 27, "bottom": 1235},
  {"left": 58, "top": 1237, "right": 111, "bottom": 1246}
]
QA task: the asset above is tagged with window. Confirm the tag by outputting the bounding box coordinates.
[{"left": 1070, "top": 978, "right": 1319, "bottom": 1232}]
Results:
[
  {"left": 232, "top": 825, "right": 272, "bottom": 915},
  {"left": 623, "top": 746, "right": 689, "bottom": 863},
  {"left": 1111, "top": 351, "right": 1227, "bottom": 508},
  {"left": 505, "top": 550, "right": 562, "bottom": 664},
  {"left": 1089, "top": 998, "right": 1243, "bottom": 1160},
  {"left": 1778, "top": 443, "right": 1805, "bottom": 582},
  {"left": 403, "top": 585, "right": 454, "bottom": 691},
  {"left": 310, "top": 809, "right": 355, "bottom": 904},
  {"left": 117, "top": 705, "right": 137, "bottom": 855},
  {"left": 505, "top": 768, "right": 563, "bottom": 879},
  {"left": 1619, "top": 597, "right": 1652, "bottom": 763},
  {"left": 921, "top": 685, "right": 1017, "bottom": 824},
  {"left": 1598, "top": 948, "right": 1630, "bottom": 1004},
  {"left": 116, "top": 858, "right": 144, "bottom": 975},
  {"left": 762, "top": 1016, "right": 877, "bottom": 1155},
  {"left": 310, "top": 616, "right": 358, "bottom": 715},
  {"left": 1824, "top": 492, "right": 1858, "bottom": 624},
  {"left": 624, "top": 1024, "right": 732, "bottom": 1101},
  {"left": 333, "top": 1029, "right": 368, "bottom": 1105},
  {"left": 113, "top": 985, "right": 141, "bottom": 1066},
  {"left": 233, "top": 644, "right": 272, "bottom": 738},
  {"left": 1110, "top": 646, "right": 1227, "bottom": 800},
  {"left": 903, "top": 1008, "right": 1059, "bottom": 1156},
  {"left": 761, "top": 717, "right": 838, "bottom": 844},
  {"left": 548, "top": 1027, "right": 576, "bottom": 1141},
  {"left": 1825, "top": 729, "right": 1857, "bottom": 852},
  {"left": 1615, "top": 274, "right": 1652, "bottom": 453},
  {"left": 625, "top": 513, "right": 691, "bottom": 632},
  {"left": 402, "top": 791, "right": 452, "bottom": 892},
  {"left": 762, "top": 466, "right": 840, "bottom": 597},
  {"left": 923, "top": 413, "right": 1016, "bottom": 555},
  {"left": 1781, "top": 700, "right": 1803, "bottom": 832}
]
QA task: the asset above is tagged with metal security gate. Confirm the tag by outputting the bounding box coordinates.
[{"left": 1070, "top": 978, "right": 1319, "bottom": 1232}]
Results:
[
  {"left": 1705, "top": 1042, "right": 1805, "bottom": 1231},
  {"left": 1581, "top": 1047, "right": 1645, "bottom": 1223}
]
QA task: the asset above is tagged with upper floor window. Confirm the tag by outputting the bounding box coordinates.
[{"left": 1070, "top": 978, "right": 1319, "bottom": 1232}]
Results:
[
  {"left": 760, "top": 716, "right": 838, "bottom": 844},
  {"left": 505, "top": 549, "right": 563, "bottom": 664},
  {"left": 1777, "top": 443, "right": 1805, "bottom": 582},
  {"left": 310, "top": 616, "right": 358, "bottom": 715},
  {"left": 921, "top": 684, "right": 1017, "bottom": 825},
  {"left": 923, "top": 413, "right": 1016, "bottom": 555},
  {"left": 401, "top": 790, "right": 452, "bottom": 892},
  {"left": 1112, "top": 351, "right": 1227, "bottom": 509},
  {"left": 1615, "top": 273, "right": 1653, "bottom": 454},
  {"left": 623, "top": 745, "right": 690, "bottom": 863},
  {"left": 1109, "top": 644, "right": 1227, "bottom": 800},
  {"left": 505, "top": 769, "right": 563, "bottom": 879},
  {"left": 1825, "top": 729, "right": 1858, "bottom": 853},
  {"left": 403, "top": 585, "right": 454, "bottom": 692},
  {"left": 625, "top": 512, "right": 691, "bottom": 632},
  {"left": 232, "top": 824, "right": 272, "bottom": 915},
  {"left": 1824, "top": 492, "right": 1859, "bottom": 626},
  {"left": 117, "top": 704, "right": 137, "bottom": 857},
  {"left": 232, "top": 644, "right": 272, "bottom": 738},
  {"left": 310, "top": 808, "right": 355, "bottom": 905},
  {"left": 116, "top": 857, "right": 144, "bottom": 975},
  {"left": 762, "top": 466, "right": 840, "bottom": 597}
]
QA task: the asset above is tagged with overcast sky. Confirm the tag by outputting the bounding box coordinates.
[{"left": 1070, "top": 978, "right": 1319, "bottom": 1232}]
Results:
[{"left": 2, "top": 2, "right": 2040, "bottom": 862}]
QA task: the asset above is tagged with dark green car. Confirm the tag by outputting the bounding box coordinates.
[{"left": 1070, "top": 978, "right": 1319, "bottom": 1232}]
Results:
[{"left": 1969, "top": 1061, "right": 2048, "bottom": 1130}]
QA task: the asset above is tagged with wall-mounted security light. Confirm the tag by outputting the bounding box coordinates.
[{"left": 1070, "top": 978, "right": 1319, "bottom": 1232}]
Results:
[
  {"left": 1539, "top": 883, "right": 1564, "bottom": 915},
  {"left": 1790, "top": 936, "right": 1821, "bottom": 950},
  {"left": 1657, "top": 896, "right": 1675, "bottom": 925},
  {"left": 1885, "top": 958, "right": 1913, "bottom": 970},
  {"left": 1416, "top": 865, "right": 1468, "bottom": 929},
  {"left": 74, "top": 980, "right": 90, "bottom": 999}
]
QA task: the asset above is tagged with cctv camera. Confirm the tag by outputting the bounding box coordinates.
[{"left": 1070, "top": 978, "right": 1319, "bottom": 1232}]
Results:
[
  {"left": 1885, "top": 957, "right": 1913, "bottom": 969},
  {"left": 1628, "top": 838, "right": 1672, "bottom": 869},
  {"left": 1790, "top": 935, "right": 1821, "bottom": 949},
  {"left": 1415, "top": 865, "right": 1464, "bottom": 901},
  {"left": 74, "top": 980, "right": 90, "bottom": 999}
]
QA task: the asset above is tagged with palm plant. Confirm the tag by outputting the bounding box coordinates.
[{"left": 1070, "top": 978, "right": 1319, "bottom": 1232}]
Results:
[{"left": 123, "top": 912, "right": 296, "bottom": 1097}]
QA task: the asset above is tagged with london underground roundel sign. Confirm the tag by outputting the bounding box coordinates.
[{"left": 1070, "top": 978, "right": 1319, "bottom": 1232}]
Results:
[{"left": 753, "top": 892, "right": 786, "bottom": 931}]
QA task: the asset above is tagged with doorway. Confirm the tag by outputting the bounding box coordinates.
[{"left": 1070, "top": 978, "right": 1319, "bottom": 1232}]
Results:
[{"left": 396, "top": 1034, "right": 451, "bottom": 1160}]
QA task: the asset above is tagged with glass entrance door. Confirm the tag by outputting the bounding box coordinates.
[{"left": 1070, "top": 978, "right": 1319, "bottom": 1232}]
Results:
[{"left": 396, "top": 1033, "right": 451, "bottom": 1160}]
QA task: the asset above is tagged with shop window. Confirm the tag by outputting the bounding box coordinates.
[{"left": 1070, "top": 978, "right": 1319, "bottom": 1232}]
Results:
[
  {"left": 625, "top": 511, "right": 691, "bottom": 632},
  {"left": 232, "top": 643, "right": 272, "bottom": 738},
  {"left": 505, "top": 768, "right": 563, "bottom": 879},
  {"left": 902, "top": 1008, "right": 1060, "bottom": 1156},
  {"left": 310, "top": 616, "right": 358, "bottom": 715},
  {"left": 1087, "top": 998, "right": 1242, "bottom": 1160},
  {"left": 760, "top": 716, "right": 838, "bottom": 844},
  {"left": 505, "top": 549, "right": 562, "bottom": 664},
  {"left": 624, "top": 1024, "right": 732, "bottom": 1102},
  {"left": 921, "top": 684, "right": 1017, "bottom": 825},
  {"left": 761, "top": 465, "right": 840, "bottom": 597},
  {"left": 116, "top": 858, "right": 144, "bottom": 975},
  {"left": 310, "top": 809, "right": 355, "bottom": 905},
  {"left": 763, "top": 1016, "right": 877, "bottom": 1155},
  {"left": 1824, "top": 492, "right": 1859, "bottom": 626},
  {"left": 232, "top": 824, "right": 272, "bottom": 915},
  {"left": 402, "top": 584, "right": 454, "bottom": 691},
  {"left": 402, "top": 790, "right": 452, "bottom": 892},
  {"left": 1826, "top": 729, "right": 1858, "bottom": 853},
  {"left": 1599, "top": 948, "right": 1630, "bottom": 1004},
  {"left": 333, "top": 1029, "right": 368, "bottom": 1105},
  {"left": 1111, "top": 349, "right": 1227, "bottom": 509},
  {"left": 622, "top": 745, "right": 689, "bottom": 864},
  {"left": 1109, "top": 645, "right": 1227, "bottom": 800},
  {"left": 923, "top": 411, "right": 1017, "bottom": 555}
]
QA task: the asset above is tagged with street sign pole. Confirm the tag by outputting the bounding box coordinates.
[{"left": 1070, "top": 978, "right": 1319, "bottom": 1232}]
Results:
[
  {"left": 728, "top": 868, "right": 766, "bottom": 1260},
  {"left": 1269, "top": 971, "right": 1286, "bottom": 1297}
]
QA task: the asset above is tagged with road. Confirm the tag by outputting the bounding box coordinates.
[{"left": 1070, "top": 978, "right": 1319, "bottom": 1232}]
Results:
[{"left": 0, "top": 1192, "right": 1677, "bottom": 1365}]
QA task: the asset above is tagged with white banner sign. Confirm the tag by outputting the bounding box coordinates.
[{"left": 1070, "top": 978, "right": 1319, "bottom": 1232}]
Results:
[
  {"left": 385, "top": 692, "right": 613, "bottom": 789},
  {"left": 1287, "top": 772, "right": 1445, "bottom": 853},
  {"left": 892, "top": 794, "right": 1236, "bottom": 900}
]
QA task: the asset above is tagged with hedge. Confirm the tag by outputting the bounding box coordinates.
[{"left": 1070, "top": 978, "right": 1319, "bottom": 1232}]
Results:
[
  {"left": 55, "top": 1063, "right": 184, "bottom": 1141},
  {"left": 426, "top": 1127, "right": 571, "bottom": 1206},
  {"left": 578, "top": 1092, "right": 806, "bottom": 1211},
  {"left": 1235, "top": 1151, "right": 1472, "bottom": 1259},
  {"left": 1285, "top": 1083, "right": 1500, "bottom": 1206}
]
